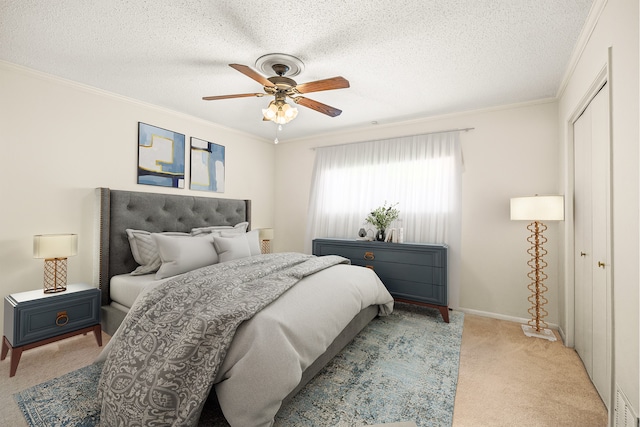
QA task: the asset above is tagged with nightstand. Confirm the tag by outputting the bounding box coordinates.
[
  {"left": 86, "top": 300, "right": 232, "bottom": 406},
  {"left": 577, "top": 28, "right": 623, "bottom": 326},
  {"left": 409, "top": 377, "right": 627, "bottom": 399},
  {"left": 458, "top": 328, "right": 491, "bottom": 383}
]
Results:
[{"left": 1, "top": 283, "right": 102, "bottom": 377}]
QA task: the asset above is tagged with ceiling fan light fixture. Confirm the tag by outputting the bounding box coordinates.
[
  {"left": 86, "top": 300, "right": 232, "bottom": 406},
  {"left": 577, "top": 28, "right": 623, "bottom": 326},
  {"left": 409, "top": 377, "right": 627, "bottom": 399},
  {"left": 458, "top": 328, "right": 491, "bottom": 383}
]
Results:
[
  {"left": 262, "top": 101, "right": 278, "bottom": 121},
  {"left": 262, "top": 100, "right": 298, "bottom": 124}
]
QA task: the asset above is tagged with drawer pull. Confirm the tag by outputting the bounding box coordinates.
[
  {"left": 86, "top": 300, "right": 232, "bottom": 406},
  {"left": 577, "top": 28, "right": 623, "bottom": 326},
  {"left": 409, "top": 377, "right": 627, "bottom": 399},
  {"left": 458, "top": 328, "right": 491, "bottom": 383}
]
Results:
[
  {"left": 364, "top": 251, "right": 375, "bottom": 260},
  {"left": 365, "top": 265, "right": 374, "bottom": 270},
  {"left": 56, "top": 311, "right": 69, "bottom": 327}
]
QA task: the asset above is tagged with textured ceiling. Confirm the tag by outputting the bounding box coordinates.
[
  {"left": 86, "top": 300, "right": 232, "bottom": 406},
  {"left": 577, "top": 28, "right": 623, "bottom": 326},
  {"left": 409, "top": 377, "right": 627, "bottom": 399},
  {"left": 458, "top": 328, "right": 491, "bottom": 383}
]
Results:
[{"left": 1, "top": 1, "right": 594, "bottom": 142}]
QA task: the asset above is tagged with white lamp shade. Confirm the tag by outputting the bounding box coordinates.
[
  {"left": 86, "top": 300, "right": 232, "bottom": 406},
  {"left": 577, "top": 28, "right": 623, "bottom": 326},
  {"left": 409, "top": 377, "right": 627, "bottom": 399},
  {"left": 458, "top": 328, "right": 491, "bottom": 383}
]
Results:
[
  {"left": 259, "top": 228, "right": 274, "bottom": 240},
  {"left": 33, "top": 234, "right": 78, "bottom": 258},
  {"left": 510, "top": 196, "right": 564, "bottom": 221}
]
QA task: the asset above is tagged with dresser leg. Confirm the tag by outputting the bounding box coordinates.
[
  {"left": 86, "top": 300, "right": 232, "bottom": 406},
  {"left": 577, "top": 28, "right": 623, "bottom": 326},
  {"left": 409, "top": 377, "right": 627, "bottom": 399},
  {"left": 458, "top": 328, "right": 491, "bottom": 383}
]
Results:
[
  {"left": 93, "top": 324, "right": 103, "bottom": 346},
  {"left": 438, "top": 306, "right": 450, "bottom": 323}
]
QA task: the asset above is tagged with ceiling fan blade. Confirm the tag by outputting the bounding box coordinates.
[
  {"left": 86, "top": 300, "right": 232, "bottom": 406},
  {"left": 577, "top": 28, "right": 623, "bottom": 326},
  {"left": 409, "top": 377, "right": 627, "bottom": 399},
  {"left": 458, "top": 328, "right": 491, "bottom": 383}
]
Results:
[
  {"left": 293, "top": 96, "right": 342, "bottom": 117},
  {"left": 295, "top": 76, "right": 350, "bottom": 94},
  {"left": 202, "top": 93, "right": 264, "bottom": 101},
  {"left": 229, "top": 64, "right": 275, "bottom": 87}
]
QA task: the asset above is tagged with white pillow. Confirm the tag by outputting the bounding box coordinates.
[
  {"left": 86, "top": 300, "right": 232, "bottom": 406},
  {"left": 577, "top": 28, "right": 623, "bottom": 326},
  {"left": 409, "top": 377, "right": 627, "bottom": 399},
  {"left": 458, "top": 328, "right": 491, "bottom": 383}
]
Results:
[
  {"left": 220, "top": 229, "right": 262, "bottom": 256},
  {"left": 125, "top": 229, "right": 190, "bottom": 275},
  {"left": 190, "top": 221, "right": 249, "bottom": 236},
  {"left": 153, "top": 233, "right": 218, "bottom": 279},
  {"left": 215, "top": 230, "right": 262, "bottom": 263}
]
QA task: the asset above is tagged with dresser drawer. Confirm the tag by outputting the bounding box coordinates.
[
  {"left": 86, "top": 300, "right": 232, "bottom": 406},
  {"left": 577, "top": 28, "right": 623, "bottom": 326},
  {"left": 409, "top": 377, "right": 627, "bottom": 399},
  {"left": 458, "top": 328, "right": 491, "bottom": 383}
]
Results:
[
  {"left": 350, "top": 258, "right": 445, "bottom": 285},
  {"left": 380, "top": 276, "right": 446, "bottom": 305},
  {"left": 315, "top": 242, "right": 444, "bottom": 267},
  {"left": 4, "top": 286, "right": 101, "bottom": 347}
]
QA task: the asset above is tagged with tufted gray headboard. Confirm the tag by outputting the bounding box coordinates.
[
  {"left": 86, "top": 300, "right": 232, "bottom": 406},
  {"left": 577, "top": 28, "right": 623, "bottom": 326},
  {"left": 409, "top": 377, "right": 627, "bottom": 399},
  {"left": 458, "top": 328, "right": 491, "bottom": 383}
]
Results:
[{"left": 97, "top": 187, "right": 251, "bottom": 305}]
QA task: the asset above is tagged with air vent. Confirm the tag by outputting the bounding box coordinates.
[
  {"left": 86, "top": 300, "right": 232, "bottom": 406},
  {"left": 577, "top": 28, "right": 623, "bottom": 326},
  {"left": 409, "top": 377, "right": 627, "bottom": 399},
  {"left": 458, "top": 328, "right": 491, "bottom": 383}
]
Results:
[{"left": 615, "top": 386, "right": 639, "bottom": 427}]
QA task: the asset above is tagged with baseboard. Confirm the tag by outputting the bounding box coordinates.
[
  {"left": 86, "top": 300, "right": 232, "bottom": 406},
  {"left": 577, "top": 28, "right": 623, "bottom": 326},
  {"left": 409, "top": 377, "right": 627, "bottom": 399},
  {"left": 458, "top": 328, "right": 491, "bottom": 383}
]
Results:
[{"left": 457, "top": 307, "right": 559, "bottom": 331}]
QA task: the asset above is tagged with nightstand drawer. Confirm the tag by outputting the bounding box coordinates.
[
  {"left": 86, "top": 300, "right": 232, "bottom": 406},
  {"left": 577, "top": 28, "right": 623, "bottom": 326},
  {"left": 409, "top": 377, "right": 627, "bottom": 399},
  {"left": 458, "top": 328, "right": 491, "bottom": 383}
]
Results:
[{"left": 4, "top": 285, "right": 100, "bottom": 347}]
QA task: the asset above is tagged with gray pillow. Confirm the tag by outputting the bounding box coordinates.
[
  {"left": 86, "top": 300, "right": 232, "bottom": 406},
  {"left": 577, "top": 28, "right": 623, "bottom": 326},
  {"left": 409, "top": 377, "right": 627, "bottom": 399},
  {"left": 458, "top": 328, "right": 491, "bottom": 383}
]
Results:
[
  {"left": 125, "top": 229, "right": 190, "bottom": 275},
  {"left": 153, "top": 233, "right": 218, "bottom": 279}
]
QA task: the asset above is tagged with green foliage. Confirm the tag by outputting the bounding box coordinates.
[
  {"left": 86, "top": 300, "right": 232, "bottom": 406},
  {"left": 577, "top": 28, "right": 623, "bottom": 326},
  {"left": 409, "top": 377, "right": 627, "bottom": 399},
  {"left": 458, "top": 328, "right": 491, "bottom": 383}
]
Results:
[{"left": 365, "top": 202, "right": 400, "bottom": 230}]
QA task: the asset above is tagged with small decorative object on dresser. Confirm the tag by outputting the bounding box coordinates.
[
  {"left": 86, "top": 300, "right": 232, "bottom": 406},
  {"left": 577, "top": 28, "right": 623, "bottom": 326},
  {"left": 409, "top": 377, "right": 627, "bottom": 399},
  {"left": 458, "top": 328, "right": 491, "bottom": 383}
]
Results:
[
  {"left": 312, "top": 238, "right": 449, "bottom": 322},
  {"left": 364, "top": 202, "right": 400, "bottom": 242},
  {"left": 1, "top": 283, "right": 102, "bottom": 377}
]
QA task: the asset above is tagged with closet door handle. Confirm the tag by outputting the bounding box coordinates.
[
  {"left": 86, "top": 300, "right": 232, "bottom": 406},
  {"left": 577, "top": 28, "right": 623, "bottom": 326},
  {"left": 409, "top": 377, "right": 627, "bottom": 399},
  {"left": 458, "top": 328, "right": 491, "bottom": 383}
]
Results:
[
  {"left": 580, "top": 252, "right": 587, "bottom": 257},
  {"left": 597, "top": 261, "right": 605, "bottom": 269}
]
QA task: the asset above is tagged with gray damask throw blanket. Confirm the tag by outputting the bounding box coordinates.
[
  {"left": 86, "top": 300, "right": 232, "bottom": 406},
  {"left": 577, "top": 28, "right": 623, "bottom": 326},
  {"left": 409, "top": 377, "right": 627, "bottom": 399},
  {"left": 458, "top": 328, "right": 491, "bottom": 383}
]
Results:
[{"left": 98, "top": 252, "right": 348, "bottom": 427}]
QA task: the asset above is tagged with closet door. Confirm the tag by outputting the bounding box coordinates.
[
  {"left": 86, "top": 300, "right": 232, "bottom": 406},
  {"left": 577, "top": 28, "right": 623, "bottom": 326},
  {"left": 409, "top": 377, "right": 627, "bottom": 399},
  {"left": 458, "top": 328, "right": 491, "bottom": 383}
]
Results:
[
  {"left": 573, "top": 83, "right": 611, "bottom": 407},
  {"left": 574, "top": 101, "right": 593, "bottom": 377}
]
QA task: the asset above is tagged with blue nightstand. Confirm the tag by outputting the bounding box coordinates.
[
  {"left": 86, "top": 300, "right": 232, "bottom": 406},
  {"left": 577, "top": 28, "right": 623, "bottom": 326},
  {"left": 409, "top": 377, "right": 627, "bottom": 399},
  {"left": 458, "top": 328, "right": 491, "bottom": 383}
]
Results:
[{"left": 1, "top": 283, "right": 102, "bottom": 377}]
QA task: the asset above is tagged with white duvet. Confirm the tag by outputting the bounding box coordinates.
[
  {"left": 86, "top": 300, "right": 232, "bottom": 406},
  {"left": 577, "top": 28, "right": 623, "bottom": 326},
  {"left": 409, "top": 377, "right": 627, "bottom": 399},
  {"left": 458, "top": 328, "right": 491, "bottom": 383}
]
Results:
[
  {"left": 214, "top": 263, "right": 393, "bottom": 426},
  {"left": 97, "top": 260, "right": 393, "bottom": 426}
]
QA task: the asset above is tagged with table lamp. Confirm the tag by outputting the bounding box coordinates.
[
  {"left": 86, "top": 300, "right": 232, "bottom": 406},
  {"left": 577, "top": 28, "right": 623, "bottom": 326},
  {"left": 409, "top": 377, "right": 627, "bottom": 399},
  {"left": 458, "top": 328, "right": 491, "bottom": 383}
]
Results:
[
  {"left": 259, "top": 228, "right": 274, "bottom": 254},
  {"left": 33, "top": 234, "right": 78, "bottom": 293}
]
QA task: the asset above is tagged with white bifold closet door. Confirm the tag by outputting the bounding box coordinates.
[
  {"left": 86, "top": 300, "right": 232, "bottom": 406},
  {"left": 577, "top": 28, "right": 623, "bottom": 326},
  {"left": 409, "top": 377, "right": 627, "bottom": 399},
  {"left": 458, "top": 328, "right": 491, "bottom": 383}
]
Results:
[{"left": 573, "top": 82, "right": 611, "bottom": 407}]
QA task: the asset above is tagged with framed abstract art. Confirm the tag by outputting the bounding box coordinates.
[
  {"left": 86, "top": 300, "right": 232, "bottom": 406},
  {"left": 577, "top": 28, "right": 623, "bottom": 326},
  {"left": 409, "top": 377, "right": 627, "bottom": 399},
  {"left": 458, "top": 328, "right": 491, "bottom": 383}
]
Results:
[
  {"left": 137, "top": 122, "right": 185, "bottom": 188},
  {"left": 190, "top": 137, "right": 225, "bottom": 192}
]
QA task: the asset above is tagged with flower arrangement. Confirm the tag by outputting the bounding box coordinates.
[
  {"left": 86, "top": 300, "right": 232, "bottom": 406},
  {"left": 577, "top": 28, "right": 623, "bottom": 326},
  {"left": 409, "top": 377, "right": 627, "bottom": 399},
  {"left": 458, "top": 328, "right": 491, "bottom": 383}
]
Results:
[{"left": 365, "top": 202, "right": 400, "bottom": 231}]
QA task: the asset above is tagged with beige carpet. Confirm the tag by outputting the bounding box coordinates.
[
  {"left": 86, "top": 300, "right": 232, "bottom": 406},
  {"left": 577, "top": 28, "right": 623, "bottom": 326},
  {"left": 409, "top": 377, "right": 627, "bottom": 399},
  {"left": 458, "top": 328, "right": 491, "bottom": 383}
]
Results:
[
  {"left": 452, "top": 314, "right": 608, "bottom": 427},
  {"left": 0, "top": 315, "right": 607, "bottom": 426}
]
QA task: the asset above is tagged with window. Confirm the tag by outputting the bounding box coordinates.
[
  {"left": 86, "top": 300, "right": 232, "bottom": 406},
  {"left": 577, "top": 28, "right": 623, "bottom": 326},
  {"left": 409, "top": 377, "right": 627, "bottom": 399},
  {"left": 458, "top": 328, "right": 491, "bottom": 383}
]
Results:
[{"left": 305, "top": 131, "right": 462, "bottom": 250}]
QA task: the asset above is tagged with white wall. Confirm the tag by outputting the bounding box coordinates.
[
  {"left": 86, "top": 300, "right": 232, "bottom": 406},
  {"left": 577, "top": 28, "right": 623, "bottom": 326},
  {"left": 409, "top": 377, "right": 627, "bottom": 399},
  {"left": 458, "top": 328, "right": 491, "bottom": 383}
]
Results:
[
  {"left": 0, "top": 62, "right": 276, "bottom": 332},
  {"left": 558, "top": 0, "right": 639, "bottom": 415},
  {"left": 274, "top": 100, "right": 561, "bottom": 323}
]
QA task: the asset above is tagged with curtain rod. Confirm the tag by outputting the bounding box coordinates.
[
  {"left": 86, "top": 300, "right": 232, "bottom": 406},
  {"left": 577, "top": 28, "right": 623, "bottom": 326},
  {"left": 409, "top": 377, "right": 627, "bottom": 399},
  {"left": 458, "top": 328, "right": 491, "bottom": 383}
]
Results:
[{"left": 310, "top": 127, "right": 475, "bottom": 150}]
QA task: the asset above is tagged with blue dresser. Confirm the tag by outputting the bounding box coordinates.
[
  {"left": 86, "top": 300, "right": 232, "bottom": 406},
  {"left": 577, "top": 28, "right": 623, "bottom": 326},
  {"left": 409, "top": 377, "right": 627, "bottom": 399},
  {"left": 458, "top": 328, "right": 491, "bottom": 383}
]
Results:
[
  {"left": 2, "top": 283, "right": 102, "bottom": 376},
  {"left": 312, "top": 238, "right": 449, "bottom": 322}
]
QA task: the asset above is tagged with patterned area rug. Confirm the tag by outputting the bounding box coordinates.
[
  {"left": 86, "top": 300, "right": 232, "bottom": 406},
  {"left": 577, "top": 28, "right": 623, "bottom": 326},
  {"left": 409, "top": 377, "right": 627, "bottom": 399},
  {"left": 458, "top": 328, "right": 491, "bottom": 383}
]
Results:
[{"left": 14, "top": 303, "right": 463, "bottom": 427}]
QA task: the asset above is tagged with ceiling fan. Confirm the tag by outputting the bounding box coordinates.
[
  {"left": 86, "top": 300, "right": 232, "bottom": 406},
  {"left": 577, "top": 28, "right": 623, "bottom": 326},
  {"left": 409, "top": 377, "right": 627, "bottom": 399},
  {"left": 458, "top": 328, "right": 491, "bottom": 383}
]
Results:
[{"left": 202, "top": 55, "right": 349, "bottom": 124}]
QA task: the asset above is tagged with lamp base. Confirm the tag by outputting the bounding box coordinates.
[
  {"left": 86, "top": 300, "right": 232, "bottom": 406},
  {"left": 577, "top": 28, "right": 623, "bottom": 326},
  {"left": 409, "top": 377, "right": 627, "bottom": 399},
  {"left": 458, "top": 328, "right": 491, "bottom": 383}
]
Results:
[{"left": 521, "top": 324, "right": 557, "bottom": 342}]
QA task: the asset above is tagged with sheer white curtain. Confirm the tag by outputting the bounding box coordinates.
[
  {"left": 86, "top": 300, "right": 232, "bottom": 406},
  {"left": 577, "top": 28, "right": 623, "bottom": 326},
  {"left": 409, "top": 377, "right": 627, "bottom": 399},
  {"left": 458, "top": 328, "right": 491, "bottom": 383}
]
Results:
[{"left": 304, "top": 131, "right": 463, "bottom": 307}]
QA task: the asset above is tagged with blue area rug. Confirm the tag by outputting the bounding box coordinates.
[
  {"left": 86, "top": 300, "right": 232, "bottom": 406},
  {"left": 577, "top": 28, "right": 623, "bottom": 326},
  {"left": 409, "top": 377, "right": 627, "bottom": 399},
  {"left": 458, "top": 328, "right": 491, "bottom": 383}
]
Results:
[{"left": 14, "top": 303, "right": 463, "bottom": 427}]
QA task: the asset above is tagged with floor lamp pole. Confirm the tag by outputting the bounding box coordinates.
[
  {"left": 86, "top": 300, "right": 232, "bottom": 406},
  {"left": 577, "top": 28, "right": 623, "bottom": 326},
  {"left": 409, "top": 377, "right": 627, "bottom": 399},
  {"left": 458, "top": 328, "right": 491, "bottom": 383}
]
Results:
[
  {"left": 520, "top": 220, "right": 556, "bottom": 341},
  {"left": 526, "top": 221, "right": 549, "bottom": 331}
]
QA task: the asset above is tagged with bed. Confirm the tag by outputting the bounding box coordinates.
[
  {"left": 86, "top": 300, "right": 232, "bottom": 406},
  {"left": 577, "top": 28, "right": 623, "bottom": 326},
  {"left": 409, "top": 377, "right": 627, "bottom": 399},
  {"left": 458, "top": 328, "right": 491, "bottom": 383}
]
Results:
[{"left": 94, "top": 187, "right": 394, "bottom": 426}]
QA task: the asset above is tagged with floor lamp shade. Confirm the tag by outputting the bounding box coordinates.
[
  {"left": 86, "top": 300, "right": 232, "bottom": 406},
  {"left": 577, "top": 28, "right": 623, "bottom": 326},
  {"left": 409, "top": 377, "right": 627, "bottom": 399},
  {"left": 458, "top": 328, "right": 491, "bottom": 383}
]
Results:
[
  {"left": 510, "top": 195, "right": 564, "bottom": 221},
  {"left": 510, "top": 195, "right": 564, "bottom": 342},
  {"left": 33, "top": 234, "right": 78, "bottom": 293}
]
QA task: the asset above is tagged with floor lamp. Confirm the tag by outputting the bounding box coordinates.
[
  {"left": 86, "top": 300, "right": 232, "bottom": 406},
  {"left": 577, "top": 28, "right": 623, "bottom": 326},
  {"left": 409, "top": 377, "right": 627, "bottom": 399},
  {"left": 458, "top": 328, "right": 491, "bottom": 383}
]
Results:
[{"left": 510, "top": 195, "right": 564, "bottom": 341}]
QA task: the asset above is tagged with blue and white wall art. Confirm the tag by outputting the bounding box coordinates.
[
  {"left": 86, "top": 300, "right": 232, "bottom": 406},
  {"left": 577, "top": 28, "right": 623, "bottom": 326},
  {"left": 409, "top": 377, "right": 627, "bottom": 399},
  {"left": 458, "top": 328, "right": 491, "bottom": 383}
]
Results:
[
  {"left": 190, "top": 137, "right": 225, "bottom": 192},
  {"left": 137, "top": 122, "right": 185, "bottom": 188}
]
